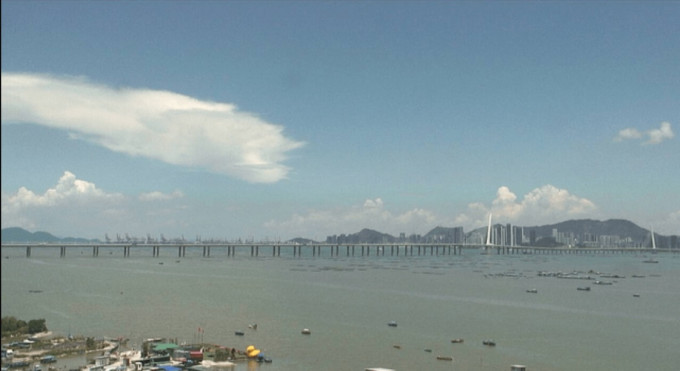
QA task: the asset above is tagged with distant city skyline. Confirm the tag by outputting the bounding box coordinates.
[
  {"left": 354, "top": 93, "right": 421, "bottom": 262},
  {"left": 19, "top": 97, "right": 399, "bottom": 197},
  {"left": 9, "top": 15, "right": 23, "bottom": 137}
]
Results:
[{"left": 2, "top": 1, "right": 679, "bottom": 240}]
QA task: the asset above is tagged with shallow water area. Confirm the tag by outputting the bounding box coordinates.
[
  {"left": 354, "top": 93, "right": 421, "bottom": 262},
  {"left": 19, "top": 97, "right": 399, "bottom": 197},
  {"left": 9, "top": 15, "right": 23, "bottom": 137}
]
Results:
[{"left": 2, "top": 247, "right": 680, "bottom": 370}]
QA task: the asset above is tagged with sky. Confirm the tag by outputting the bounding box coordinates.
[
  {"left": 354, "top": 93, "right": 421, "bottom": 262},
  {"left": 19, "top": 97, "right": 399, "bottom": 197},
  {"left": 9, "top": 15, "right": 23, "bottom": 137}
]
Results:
[{"left": 1, "top": 1, "right": 679, "bottom": 241}]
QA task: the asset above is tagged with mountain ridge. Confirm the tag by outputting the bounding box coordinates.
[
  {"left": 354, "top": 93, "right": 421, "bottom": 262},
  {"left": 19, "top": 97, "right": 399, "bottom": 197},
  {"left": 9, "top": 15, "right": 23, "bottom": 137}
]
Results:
[{"left": 2, "top": 219, "right": 677, "bottom": 248}]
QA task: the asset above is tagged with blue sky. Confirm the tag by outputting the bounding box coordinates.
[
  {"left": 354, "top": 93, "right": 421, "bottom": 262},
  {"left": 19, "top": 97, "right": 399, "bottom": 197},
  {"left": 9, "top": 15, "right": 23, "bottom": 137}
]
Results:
[{"left": 2, "top": 1, "right": 678, "bottom": 240}]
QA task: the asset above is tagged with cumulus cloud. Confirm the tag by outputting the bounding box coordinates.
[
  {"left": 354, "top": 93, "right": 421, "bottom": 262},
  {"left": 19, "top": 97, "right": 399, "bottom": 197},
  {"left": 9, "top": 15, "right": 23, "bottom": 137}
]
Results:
[
  {"left": 646, "top": 121, "right": 675, "bottom": 144},
  {"left": 267, "top": 186, "right": 601, "bottom": 239},
  {"left": 265, "top": 198, "right": 438, "bottom": 238},
  {"left": 2, "top": 171, "right": 122, "bottom": 212},
  {"left": 1, "top": 171, "right": 186, "bottom": 234},
  {"left": 1, "top": 72, "right": 305, "bottom": 183},
  {"left": 614, "top": 121, "right": 674, "bottom": 145},
  {"left": 1, "top": 171, "right": 123, "bottom": 230},
  {"left": 455, "top": 185, "right": 598, "bottom": 228}
]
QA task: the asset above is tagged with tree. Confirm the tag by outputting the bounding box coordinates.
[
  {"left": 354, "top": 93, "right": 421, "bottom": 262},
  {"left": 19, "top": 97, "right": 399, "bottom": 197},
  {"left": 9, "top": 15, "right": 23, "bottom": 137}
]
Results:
[
  {"left": 86, "top": 337, "right": 96, "bottom": 350},
  {"left": 27, "top": 319, "right": 47, "bottom": 334},
  {"left": 1, "top": 316, "right": 20, "bottom": 333}
]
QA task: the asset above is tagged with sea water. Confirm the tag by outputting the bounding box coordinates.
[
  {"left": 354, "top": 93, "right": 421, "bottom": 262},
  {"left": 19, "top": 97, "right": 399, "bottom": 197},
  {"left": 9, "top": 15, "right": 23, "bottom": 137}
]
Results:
[{"left": 2, "top": 246, "right": 679, "bottom": 371}]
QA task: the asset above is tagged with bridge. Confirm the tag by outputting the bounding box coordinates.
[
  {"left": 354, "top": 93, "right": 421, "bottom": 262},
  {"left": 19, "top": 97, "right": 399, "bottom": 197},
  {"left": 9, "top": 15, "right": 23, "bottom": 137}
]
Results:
[{"left": 1, "top": 243, "right": 673, "bottom": 258}]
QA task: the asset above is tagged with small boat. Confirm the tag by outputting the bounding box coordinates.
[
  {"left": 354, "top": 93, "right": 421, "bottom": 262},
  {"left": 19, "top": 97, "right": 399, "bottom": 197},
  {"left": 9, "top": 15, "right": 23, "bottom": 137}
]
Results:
[
  {"left": 387, "top": 321, "right": 398, "bottom": 327},
  {"left": 632, "top": 275, "right": 646, "bottom": 278},
  {"left": 424, "top": 349, "right": 432, "bottom": 352},
  {"left": 594, "top": 280, "right": 612, "bottom": 285},
  {"left": 450, "top": 338, "right": 464, "bottom": 343},
  {"left": 482, "top": 340, "right": 496, "bottom": 346},
  {"left": 577, "top": 286, "right": 591, "bottom": 291},
  {"left": 234, "top": 331, "right": 245, "bottom": 336},
  {"left": 526, "top": 289, "right": 538, "bottom": 293},
  {"left": 643, "top": 259, "right": 659, "bottom": 263},
  {"left": 436, "top": 356, "right": 453, "bottom": 361},
  {"left": 392, "top": 345, "right": 401, "bottom": 349},
  {"left": 40, "top": 356, "right": 57, "bottom": 364},
  {"left": 301, "top": 328, "right": 311, "bottom": 335},
  {"left": 633, "top": 293, "right": 641, "bottom": 297}
]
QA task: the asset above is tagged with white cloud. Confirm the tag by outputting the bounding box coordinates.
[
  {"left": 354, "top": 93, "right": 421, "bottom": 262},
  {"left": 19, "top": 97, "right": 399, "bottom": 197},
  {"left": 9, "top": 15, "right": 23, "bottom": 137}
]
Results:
[
  {"left": 2, "top": 171, "right": 122, "bottom": 212},
  {"left": 1, "top": 72, "right": 305, "bottom": 183},
  {"left": 267, "top": 186, "right": 601, "bottom": 240},
  {"left": 1, "top": 171, "right": 124, "bottom": 231},
  {"left": 645, "top": 121, "right": 674, "bottom": 145},
  {"left": 455, "top": 185, "right": 599, "bottom": 228},
  {"left": 1, "top": 171, "right": 188, "bottom": 235},
  {"left": 614, "top": 121, "right": 674, "bottom": 145},
  {"left": 614, "top": 128, "right": 642, "bottom": 142},
  {"left": 139, "top": 190, "right": 184, "bottom": 202},
  {"left": 265, "top": 198, "right": 438, "bottom": 239}
]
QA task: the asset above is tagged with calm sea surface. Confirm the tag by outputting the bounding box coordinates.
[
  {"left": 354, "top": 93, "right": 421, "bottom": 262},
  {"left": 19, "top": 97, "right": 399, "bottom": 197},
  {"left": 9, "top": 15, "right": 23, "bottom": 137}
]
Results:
[{"left": 2, "top": 246, "right": 679, "bottom": 371}]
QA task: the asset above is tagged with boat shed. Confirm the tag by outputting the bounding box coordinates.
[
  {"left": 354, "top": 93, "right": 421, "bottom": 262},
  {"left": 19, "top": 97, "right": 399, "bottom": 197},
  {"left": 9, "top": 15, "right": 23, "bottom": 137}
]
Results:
[{"left": 152, "top": 343, "right": 179, "bottom": 354}]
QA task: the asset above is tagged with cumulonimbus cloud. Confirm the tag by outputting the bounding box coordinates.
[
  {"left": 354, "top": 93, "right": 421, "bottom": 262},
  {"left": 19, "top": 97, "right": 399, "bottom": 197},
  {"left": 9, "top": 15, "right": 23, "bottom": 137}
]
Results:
[
  {"left": 1, "top": 72, "right": 305, "bottom": 183},
  {"left": 614, "top": 121, "right": 674, "bottom": 145}
]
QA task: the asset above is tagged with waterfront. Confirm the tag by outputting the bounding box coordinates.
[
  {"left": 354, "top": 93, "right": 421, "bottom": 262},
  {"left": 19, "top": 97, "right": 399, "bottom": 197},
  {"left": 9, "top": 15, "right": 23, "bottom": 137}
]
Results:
[{"left": 2, "top": 248, "right": 679, "bottom": 370}]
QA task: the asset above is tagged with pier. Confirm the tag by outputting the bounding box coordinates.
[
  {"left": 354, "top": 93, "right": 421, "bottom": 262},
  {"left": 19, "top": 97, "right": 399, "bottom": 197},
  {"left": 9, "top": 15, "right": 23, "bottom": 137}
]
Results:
[{"left": 1, "top": 243, "right": 675, "bottom": 258}]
